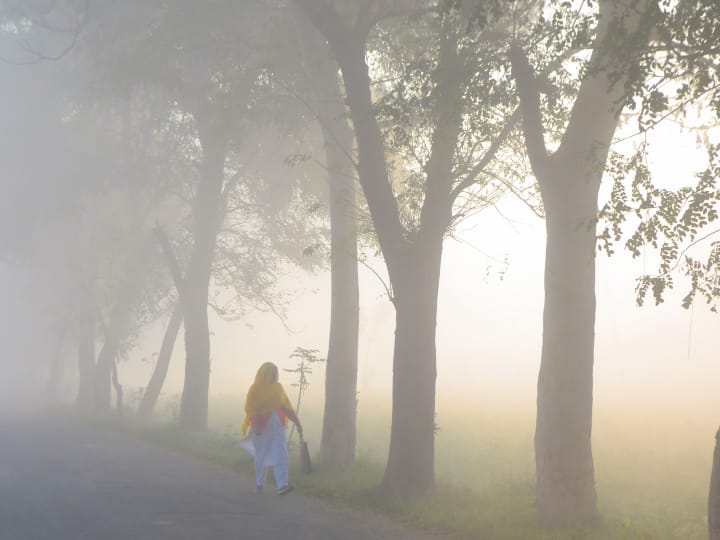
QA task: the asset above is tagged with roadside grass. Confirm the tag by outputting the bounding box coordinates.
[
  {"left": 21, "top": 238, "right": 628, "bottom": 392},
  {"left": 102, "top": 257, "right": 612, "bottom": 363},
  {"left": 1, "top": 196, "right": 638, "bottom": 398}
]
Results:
[{"left": 83, "top": 398, "right": 711, "bottom": 540}]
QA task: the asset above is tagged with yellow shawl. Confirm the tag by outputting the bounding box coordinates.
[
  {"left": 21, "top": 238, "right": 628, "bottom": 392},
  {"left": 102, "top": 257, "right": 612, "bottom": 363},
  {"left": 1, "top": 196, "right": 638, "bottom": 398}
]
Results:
[{"left": 241, "top": 362, "right": 294, "bottom": 436}]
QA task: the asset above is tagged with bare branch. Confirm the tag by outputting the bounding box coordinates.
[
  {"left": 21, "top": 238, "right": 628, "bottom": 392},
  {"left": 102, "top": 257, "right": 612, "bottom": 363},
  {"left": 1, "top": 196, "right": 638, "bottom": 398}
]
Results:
[
  {"left": 509, "top": 44, "right": 549, "bottom": 178},
  {"left": 481, "top": 169, "right": 544, "bottom": 219},
  {"left": 645, "top": 228, "right": 720, "bottom": 281},
  {"left": 153, "top": 225, "right": 186, "bottom": 298},
  {"left": 358, "top": 257, "right": 394, "bottom": 305},
  {"left": 0, "top": 0, "right": 87, "bottom": 66},
  {"left": 451, "top": 107, "right": 521, "bottom": 203}
]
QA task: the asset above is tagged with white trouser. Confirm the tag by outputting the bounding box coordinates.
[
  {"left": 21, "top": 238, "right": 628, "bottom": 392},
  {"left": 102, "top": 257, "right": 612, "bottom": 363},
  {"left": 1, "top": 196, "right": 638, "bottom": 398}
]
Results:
[
  {"left": 255, "top": 462, "right": 289, "bottom": 489},
  {"left": 252, "top": 412, "right": 290, "bottom": 489}
]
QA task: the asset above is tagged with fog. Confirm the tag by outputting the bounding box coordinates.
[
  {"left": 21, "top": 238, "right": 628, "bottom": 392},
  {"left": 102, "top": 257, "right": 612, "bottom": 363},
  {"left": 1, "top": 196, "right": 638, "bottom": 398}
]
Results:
[
  {"left": 1, "top": 1, "right": 719, "bottom": 539},
  {"left": 31, "top": 122, "right": 715, "bottom": 415}
]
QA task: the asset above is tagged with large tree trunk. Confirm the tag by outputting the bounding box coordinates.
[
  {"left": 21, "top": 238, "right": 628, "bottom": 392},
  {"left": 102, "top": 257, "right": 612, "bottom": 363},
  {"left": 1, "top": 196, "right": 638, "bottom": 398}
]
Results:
[
  {"left": 709, "top": 427, "right": 720, "bottom": 540},
  {"left": 337, "top": 40, "right": 437, "bottom": 493},
  {"left": 178, "top": 122, "right": 228, "bottom": 431},
  {"left": 381, "top": 242, "right": 442, "bottom": 496},
  {"left": 297, "top": 5, "right": 461, "bottom": 495},
  {"left": 75, "top": 323, "right": 95, "bottom": 410},
  {"left": 534, "top": 165, "right": 599, "bottom": 523},
  {"left": 137, "top": 304, "right": 183, "bottom": 419},
  {"left": 317, "top": 59, "right": 361, "bottom": 470},
  {"left": 509, "top": 1, "right": 653, "bottom": 522}
]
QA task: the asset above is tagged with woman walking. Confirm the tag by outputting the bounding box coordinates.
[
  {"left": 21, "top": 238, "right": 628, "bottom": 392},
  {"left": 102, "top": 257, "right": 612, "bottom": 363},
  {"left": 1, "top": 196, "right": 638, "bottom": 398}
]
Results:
[{"left": 242, "top": 362, "right": 302, "bottom": 495}]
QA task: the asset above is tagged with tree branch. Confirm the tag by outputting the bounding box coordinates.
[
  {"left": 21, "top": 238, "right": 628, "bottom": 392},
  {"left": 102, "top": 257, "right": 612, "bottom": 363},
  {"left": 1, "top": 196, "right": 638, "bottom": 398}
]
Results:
[
  {"left": 0, "top": 0, "right": 87, "bottom": 66},
  {"left": 358, "top": 257, "right": 394, "bottom": 305},
  {"left": 450, "top": 107, "right": 521, "bottom": 203},
  {"left": 471, "top": 168, "right": 545, "bottom": 219},
  {"left": 153, "top": 225, "right": 186, "bottom": 299},
  {"left": 646, "top": 228, "right": 720, "bottom": 280},
  {"left": 509, "top": 44, "right": 549, "bottom": 178},
  {"left": 418, "top": 21, "right": 465, "bottom": 239}
]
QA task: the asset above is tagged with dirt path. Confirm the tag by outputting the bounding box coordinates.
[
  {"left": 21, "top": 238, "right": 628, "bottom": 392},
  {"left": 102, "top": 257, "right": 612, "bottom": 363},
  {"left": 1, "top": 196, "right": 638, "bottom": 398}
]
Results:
[{"left": 0, "top": 412, "right": 445, "bottom": 540}]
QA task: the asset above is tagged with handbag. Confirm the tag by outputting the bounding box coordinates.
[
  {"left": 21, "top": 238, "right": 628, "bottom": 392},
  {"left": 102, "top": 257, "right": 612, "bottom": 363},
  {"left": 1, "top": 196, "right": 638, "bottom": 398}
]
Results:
[{"left": 299, "top": 434, "right": 312, "bottom": 474}]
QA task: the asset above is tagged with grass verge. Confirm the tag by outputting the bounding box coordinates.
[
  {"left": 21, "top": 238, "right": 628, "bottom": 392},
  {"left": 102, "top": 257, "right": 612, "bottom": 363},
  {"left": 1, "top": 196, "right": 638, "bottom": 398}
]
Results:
[{"left": 79, "top": 412, "right": 707, "bottom": 540}]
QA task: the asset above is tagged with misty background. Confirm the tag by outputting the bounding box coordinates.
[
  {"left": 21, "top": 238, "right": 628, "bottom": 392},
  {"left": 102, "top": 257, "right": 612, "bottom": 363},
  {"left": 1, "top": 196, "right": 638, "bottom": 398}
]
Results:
[{"left": 1, "top": 1, "right": 719, "bottom": 539}]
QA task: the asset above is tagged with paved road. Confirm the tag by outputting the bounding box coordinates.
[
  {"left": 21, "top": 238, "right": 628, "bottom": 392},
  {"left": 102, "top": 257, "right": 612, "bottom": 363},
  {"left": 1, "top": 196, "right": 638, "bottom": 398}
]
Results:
[{"left": 0, "top": 413, "right": 443, "bottom": 540}]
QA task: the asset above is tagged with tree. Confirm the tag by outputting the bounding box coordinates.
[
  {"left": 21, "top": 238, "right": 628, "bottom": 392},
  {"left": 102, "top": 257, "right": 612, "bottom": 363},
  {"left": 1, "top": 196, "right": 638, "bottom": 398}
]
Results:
[
  {"left": 513, "top": 1, "right": 718, "bottom": 522},
  {"left": 79, "top": 1, "right": 293, "bottom": 429},
  {"left": 79, "top": 1, "right": 332, "bottom": 427},
  {"left": 0, "top": 30, "right": 172, "bottom": 411},
  {"left": 317, "top": 65, "right": 360, "bottom": 469},
  {"left": 287, "top": 18, "right": 361, "bottom": 469},
  {"left": 136, "top": 299, "right": 183, "bottom": 418},
  {"left": 1, "top": 1, "right": 326, "bottom": 418},
  {"left": 508, "top": 0, "right": 658, "bottom": 522},
  {"left": 297, "top": 0, "right": 523, "bottom": 495}
]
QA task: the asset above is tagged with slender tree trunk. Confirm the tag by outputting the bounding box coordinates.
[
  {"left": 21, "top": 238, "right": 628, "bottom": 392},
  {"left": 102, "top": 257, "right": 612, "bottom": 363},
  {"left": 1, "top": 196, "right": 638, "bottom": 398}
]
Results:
[
  {"left": 75, "top": 323, "right": 95, "bottom": 410},
  {"left": 93, "top": 276, "right": 145, "bottom": 411},
  {"left": 93, "top": 339, "right": 117, "bottom": 411},
  {"left": 46, "top": 327, "right": 66, "bottom": 400},
  {"left": 332, "top": 36, "right": 408, "bottom": 271},
  {"left": 47, "top": 353, "right": 62, "bottom": 400},
  {"left": 293, "top": 34, "right": 361, "bottom": 464},
  {"left": 710, "top": 427, "right": 720, "bottom": 540},
  {"left": 137, "top": 304, "right": 183, "bottom": 419},
  {"left": 337, "top": 40, "right": 439, "bottom": 493},
  {"left": 381, "top": 243, "right": 442, "bottom": 496},
  {"left": 315, "top": 57, "right": 361, "bottom": 469},
  {"left": 178, "top": 124, "right": 228, "bottom": 431},
  {"left": 534, "top": 164, "right": 599, "bottom": 523},
  {"left": 111, "top": 360, "right": 123, "bottom": 413}
]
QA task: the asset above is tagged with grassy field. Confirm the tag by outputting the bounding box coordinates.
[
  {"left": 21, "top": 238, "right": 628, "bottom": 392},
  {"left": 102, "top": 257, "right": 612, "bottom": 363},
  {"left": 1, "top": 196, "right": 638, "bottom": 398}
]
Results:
[{"left": 96, "top": 394, "right": 714, "bottom": 540}]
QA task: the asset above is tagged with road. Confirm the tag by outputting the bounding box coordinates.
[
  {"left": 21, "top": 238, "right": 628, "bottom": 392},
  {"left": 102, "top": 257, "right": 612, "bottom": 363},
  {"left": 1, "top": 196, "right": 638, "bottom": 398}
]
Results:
[{"left": 0, "top": 413, "right": 443, "bottom": 540}]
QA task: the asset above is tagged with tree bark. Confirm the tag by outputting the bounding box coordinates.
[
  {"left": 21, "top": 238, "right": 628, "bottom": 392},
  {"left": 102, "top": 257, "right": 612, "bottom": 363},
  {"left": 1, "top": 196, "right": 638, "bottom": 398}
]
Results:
[
  {"left": 93, "top": 339, "right": 116, "bottom": 411},
  {"left": 46, "top": 325, "right": 66, "bottom": 401},
  {"left": 93, "top": 276, "right": 145, "bottom": 411},
  {"left": 317, "top": 61, "right": 360, "bottom": 469},
  {"left": 137, "top": 304, "right": 183, "bottom": 419},
  {"left": 709, "top": 427, "right": 720, "bottom": 540},
  {"left": 534, "top": 163, "right": 599, "bottom": 523},
  {"left": 296, "top": 5, "right": 462, "bottom": 494},
  {"left": 75, "top": 323, "right": 95, "bottom": 410},
  {"left": 178, "top": 118, "right": 228, "bottom": 431},
  {"left": 336, "top": 38, "right": 441, "bottom": 494},
  {"left": 329, "top": 33, "right": 407, "bottom": 286},
  {"left": 381, "top": 243, "right": 442, "bottom": 496},
  {"left": 510, "top": 0, "right": 654, "bottom": 523},
  {"left": 111, "top": 359, "right": 123, "bottom": 414}
]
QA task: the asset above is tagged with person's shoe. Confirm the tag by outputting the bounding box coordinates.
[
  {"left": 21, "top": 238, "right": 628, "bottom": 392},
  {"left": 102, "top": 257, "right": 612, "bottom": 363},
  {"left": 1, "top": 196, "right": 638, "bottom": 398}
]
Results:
[
  {"left": 256, "top": 486, "right": 263, "bottom": 494},
  {"left": 277, "top": 485, "right": 295, "bottom": 496}
]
